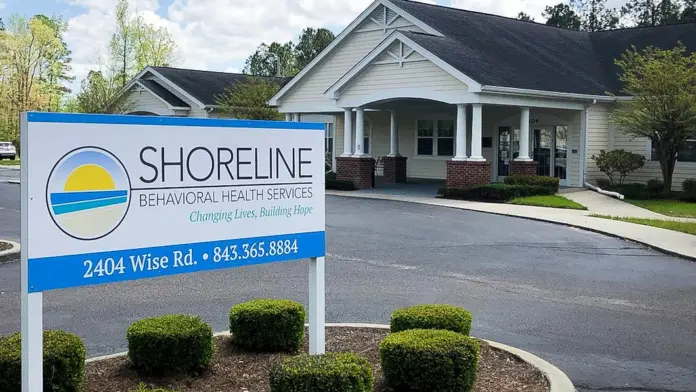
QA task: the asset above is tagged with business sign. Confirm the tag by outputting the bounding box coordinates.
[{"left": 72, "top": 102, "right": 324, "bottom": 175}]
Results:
[{"left": 23, "top": 112, "right": 326, "bottom": 292}]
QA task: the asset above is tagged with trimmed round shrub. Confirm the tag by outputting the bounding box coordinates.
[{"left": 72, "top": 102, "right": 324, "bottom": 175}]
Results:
[
  {"left": 646, "top": 179, "right": 665, "bottom": 196},
  {"left": 390, "top": 304, "right": 472, "bottom": 335},
  {"left": 380, "top": 329, "right": 479, "bottom": 392},
  {"left": 683, "top": 178, "right": 696, "bottom": 202},
  {"left": 126, "top": 314, "right": 213, "bottom": 375},
  {"left": 229, "top": 299, "right": 305, "bottom": 352},
  {"left": 270, "top": 352, "right": 373, "bottom": 392},
  {"left": 0, "top": 330, "right": 86, "bottom": 392},
  {"left": 504, "top": 174, "right": 560, "bottom": 193}
]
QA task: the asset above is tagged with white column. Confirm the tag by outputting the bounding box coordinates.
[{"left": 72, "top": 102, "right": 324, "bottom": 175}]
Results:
[
  {"left": 517, "top": 107, "right": 532, "bottom": 161},
  {"left": 354, "top": 108, "right": 366, "bottom": 156},
  {"left": 342, "top": 108, "right": 353, "bottom": 156},
  {"left": 293, "top": 113, "right": 301, "bottom": 122},
  {"left": 285, "top": 113, "right": 292, "bottom": 122},
  {"left": 388, "top": 110, "right": 399, "bottom": 156},
  {"left": 469, "top": 103, "right": 485, "bottom": 161},
  {"left": 454, "top": 104, "right": 468, "bottom": 161}
]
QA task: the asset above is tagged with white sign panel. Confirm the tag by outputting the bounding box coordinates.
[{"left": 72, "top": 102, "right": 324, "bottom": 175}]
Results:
[{"left": 23, "top": 112, "right": 326, "bottom": 292}]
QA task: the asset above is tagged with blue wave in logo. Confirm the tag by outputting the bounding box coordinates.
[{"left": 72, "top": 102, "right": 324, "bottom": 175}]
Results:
[{"left": 50, "top": 190, "right": 128, "bottom": 215}]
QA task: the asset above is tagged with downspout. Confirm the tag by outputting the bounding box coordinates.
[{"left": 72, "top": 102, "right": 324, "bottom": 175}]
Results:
[{"left": 580, "top": 99, "right": 597, "bottom": 188}]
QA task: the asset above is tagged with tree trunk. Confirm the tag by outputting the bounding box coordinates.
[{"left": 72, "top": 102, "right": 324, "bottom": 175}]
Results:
[{"left": 660, "top": 155, "right": 676, "bottom": 191}]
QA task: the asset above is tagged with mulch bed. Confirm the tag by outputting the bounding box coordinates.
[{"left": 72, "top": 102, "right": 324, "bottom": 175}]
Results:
[
  {"left": 0, "top": 241, "right": 12, "bottom": 252},
  {"left": 85, "top": 327, "right": 550, "bottom": 392}
]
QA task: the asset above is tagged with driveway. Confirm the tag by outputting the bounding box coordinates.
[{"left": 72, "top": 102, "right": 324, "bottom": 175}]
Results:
[
  {"left": 0, "top": 183, "right": 19, "bottom": 242},
  {"left": 0, "top": 195, "right": 695, "bottom": 392}
]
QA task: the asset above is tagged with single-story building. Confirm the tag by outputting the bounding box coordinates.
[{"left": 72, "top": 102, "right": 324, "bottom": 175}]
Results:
[{"left": 269, "top": 0, "right": 696, "bottom": 189}]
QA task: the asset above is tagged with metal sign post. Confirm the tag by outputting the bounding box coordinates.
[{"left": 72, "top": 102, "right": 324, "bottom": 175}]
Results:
[{"left": 20, "top": 112, "right": 327, "bottom": 389}]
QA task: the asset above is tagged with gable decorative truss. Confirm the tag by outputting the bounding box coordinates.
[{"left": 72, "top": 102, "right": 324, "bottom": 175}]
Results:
[
  {"left": 268, "top": 0, "right": 443, "bottom": 106},
  {"left": 373, "top": 41, "right": 425, "bottom": 67},
  {"left": 324, "top": 31, "right": 482, "bottom": 99}
]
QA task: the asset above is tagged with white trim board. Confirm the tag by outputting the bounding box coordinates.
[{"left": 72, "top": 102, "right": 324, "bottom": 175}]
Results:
[
  {"left": 268, "top": 0, "right": 443, "bottom": 106},
  {"left": 325, "top": 31, "right": 481, "bottom": 99}
]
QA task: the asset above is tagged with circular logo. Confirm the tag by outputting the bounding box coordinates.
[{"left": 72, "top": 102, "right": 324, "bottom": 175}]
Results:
[{"left": 46, "top": 146, "right": 131, "bottom": 241}]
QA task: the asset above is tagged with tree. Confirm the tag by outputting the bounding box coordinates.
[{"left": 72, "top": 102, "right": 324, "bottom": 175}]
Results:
[
  {"left": 570, "top": 0, "right": 620, "bottom": 31},
  {"left": 682, "top": 0, "right": 696, "bottom": 21},
  {"left": 107, "top": 0, "right": 177, "bottom": 88},
  {"left": 33, "top": 14, "right": 74, "bottom": 111},
  {"left": 295, "top": 28, "right": 335, "bottom": 71},
  {"left": 243, "top": 41, "right": 296, "bottom": 77},
  {"left": 0, "top": 18, "right": 4, "bottom": 31},
  {"left": 215, "top": 76, "right": 283, "bottom": 120},
  {"left": 610, "top": 43, "right": 696, "bottom": 190},
  {"left": 0, "top": 15, "right": 63, "bottom": 144},
  {"left": 75, "top": 70, "right": 131, "bottom": 114},
  {"left": 543, "top": 3, "right": 582, "bottom": 29},
  {"left": 244, "top": 27, "right": 336, "bottom": 77},
  {"left": 622, "top": 0, "right": 682, "bottom": 26},
  {"left": 516, "top": 12, "right": 535, "bottom": 21}
]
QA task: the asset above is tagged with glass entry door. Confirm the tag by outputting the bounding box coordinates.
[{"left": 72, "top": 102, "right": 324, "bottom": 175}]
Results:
[
  {"left": 533, "top": 126, "right": 567, "bottom": 184},
  {"left": 497, "top": 126, "right": 519, "bottom": 177}
]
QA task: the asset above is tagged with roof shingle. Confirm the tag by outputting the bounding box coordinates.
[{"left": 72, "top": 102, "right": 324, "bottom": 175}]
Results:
[
  {"left": 390, "top": 0, "right": 696, "bottom": 95},
  {"left": 149, "top": 67, "right": 292, "bottom": 106}
]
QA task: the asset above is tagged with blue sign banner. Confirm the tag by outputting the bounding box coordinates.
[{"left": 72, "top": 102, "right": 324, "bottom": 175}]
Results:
[{"left": 28, "top": 231, "right": 325, "bottom": 292}]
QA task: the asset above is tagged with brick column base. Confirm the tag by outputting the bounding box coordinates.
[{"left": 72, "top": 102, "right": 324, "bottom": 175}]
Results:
[
  {"left": 383, "top": 156, "right": 407, "bottom": 184},
  {"left": 509, "top": 160, "right": 538, "bottom": 176},
  {"left": 446, "top": 160, "right": 492, "bottom": 188},
  {"left": 336, "top": 156, "right": 375, "bottom": 189}
]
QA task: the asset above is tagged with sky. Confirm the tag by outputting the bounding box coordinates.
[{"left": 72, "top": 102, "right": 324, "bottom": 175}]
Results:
[{"left": 2, "top": 0, "right": 624, "bottom": 94}]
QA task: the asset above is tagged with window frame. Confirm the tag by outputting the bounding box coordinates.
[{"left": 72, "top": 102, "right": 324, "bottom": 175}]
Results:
[
  {"left": 649, "top": 139, "right": 696, "bottom": 163},
  {"left": 414, "top": 116, "right": 456, "bottom": 158}
]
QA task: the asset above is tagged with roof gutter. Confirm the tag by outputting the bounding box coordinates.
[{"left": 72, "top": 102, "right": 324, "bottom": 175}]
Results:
[{"left": 480, "top": 85, "right": 617, "bottom": 102}]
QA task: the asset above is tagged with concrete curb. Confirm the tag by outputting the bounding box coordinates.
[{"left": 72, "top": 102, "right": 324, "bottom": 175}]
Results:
[
  {"left": 0, "top": 240, "right": 20, "bottom": 264},
  {"left": 0, "top": 165, "right": 20, "bottom": 170},
  {"left": 326, "top": 191, "right": 696, "bottom": 262},
  {"left": 85, "top": 323, "right": 575, "bottom": 392}
]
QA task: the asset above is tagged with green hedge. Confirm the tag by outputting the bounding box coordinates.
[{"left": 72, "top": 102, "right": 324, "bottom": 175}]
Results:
[
  {"left": 390, "top": 304, "right": 472, "bottom": 335},
  {"left": 229, "top": 299, "right": 305, "bottom": 352},
  {"left": 504, "top": 174, "right": 560, "bottom": 193},
  {"left": 604, "top": 183, "right": 650, "bottom": 199},
  {"left": 270, "top": 352, "right": 373, "bottom": 392},
  {"left": 326, "top": 171, "right": 357, "bottom": 190},
  {"left": 439, "top": 183, "right": 553, "bottom": 202},
  {"left": 0, "top": 330, "right": 86, "bottom": 392},
  {"left": 683, "top": 179, "right": 696, "bottom": 202},
  {"left": 126, "top": 314, "right": 213, "bottom": 375},
  {"left": 380, "top": 329, "right": 479, "bottom": 392}
]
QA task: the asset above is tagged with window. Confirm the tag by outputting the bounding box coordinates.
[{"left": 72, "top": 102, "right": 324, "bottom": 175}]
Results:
[
  {"left": 651, "top": 139, "right": 696, "bottom": 162},
  {"left": 416, "top": 119, "right": 454, "bottom": 156},
  {"left": 325, "top": 123, "right": 334, "bottom": 169},
  {"left": 417, "top": 120, "right": 434, "bottom": 155}
]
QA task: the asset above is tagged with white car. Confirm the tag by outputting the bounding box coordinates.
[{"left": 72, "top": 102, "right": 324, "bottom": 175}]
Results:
[{"left": 0, "top": 142, "right": 16, "bottom": 160}]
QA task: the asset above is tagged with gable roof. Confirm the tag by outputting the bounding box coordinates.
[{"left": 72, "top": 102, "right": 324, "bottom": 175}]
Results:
[
  {"left": 136, "top": 80, "right": 190, "bottom": 108},
  {"left": 388, "top": 0, "right": 696, "bottom": 96},
  {"left": 149, "top": 67, "right": 291, "bottom": 107}
]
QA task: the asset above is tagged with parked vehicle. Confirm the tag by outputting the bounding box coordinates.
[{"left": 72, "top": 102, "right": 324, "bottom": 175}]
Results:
[{"left": 0, "top": 142, "right": 16, "bottom": 160}]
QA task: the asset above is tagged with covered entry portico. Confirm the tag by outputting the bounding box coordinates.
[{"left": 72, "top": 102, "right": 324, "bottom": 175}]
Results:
[{"left": 331, "top": 95, "right": 584, "bottom": 189}]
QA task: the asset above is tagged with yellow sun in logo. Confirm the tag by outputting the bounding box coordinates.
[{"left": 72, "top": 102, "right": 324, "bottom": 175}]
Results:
[{"left": 63, "top": 164, "right": 116, "bottom": 192}]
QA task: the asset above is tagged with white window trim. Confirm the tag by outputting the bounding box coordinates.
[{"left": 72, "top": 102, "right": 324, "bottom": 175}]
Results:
[{"left": 413, "top": 116, "right": 455, "bottom": 159}]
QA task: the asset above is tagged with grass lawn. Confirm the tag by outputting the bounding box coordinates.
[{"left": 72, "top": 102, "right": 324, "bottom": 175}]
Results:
[
  {"left": 626, "top": 199, "right": 696, "bottom": 218},
  {"left": 590, "top": 214, "right": 696, "bottom": 236},
  {"left": 0, "top": 158, "right": 19, "bottom": 166},
  {"left": 509, "top": 195, "right": 587, "bottom": 210}
]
